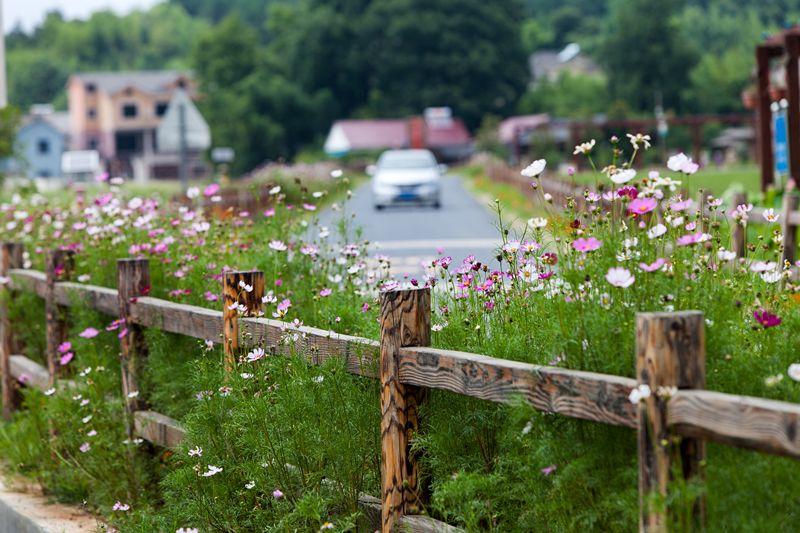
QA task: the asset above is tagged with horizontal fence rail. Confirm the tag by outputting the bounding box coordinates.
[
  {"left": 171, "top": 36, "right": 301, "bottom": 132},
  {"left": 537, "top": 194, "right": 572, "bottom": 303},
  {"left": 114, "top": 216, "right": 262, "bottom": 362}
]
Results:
[{"left": 2, "top": 250, "right": 800, "bottom": 531}]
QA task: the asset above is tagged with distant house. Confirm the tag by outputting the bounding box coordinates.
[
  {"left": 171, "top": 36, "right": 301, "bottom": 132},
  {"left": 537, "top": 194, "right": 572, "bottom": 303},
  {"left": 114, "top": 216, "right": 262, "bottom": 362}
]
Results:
[
  {"left": 323, "top": 108, "right": 473, "bottom": 161},
  {"left": 529, "top": 43, "right": 601, "bottom": 85},
  {"left": 67, "top": 70, "right": 209, "bottom": 181},
  {"left": 2, "top": 104, "right": 69, "bottom": 179}
]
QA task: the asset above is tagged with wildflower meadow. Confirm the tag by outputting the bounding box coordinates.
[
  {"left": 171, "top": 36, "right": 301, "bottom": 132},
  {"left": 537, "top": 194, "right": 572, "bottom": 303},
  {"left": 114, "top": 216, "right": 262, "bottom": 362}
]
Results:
[{"left": 1, "top": 137, "right": 799, "bottom": 532}]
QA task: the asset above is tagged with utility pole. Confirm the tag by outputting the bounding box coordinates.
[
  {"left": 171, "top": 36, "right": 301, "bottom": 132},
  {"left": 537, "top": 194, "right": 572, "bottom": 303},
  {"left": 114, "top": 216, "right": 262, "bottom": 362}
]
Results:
[
  {"left": 178, "top": 101, "right": 188, "bottom": 192},
  {"left": 0, "top": 0, "right": 7, "bottom": 108}
]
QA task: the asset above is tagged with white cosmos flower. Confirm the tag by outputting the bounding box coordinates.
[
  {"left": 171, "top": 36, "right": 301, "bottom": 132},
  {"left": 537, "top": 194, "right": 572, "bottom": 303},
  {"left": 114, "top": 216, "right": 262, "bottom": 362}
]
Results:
[
  {"left": 647, "top": 224, "right": 667, "bottom": 239},
  {"left": 573, "top": 139, "right": 596, "bottom": 155},
  {"left": 761, "top": 270, "right": 783, "bottom": 284},
  {"left": 188, "top": 446, "right": 203, "bottom": 457},
  {"left": 763, "top": 208, "right": 780, "bottom": 223},
  {"left": 269, "top": 240, "right": 287, "bottom": 252},
  {"left": 528, "top": 217, "right": 548, "bottom": 229},
  {"left": 717, "top": 249, "right": 737, "bottom": 261},
  {"left": 610, "top": 168, "right": 636, "bottom": 184},
  {"left": 628, "top": 384, "right": 651, "bottom": 404},
  {"left": 605, "top": 267, "right": 635, "bottom": 288},
  {"left": 202, "top": 465, "right": 223, "bottom": 477},
  {"left": 330, "top": 169, "right": 343, "bottom": 178},
  {"left": 186, "top": 187, "right": 200, "bottom": 199},
  {"left": 788, "top": 364, "right": 800, "bottom": 382},
  {"left": 750, "top": 261, "right": 778, "bottom": 273},
  {"left": 521, "top": 159, "right": 547, "bottom": 177},
  {"left": 268, "top": 186, "right": 281, "bottom": 195}
]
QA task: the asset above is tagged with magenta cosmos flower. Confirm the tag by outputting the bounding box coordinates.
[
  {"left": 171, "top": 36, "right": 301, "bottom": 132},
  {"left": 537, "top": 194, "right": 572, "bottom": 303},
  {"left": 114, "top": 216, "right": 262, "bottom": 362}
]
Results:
[
  {"left": 572, "top": 237, "right": 602, "bottom": 252},
  {"left": 753, "top": 309, "right": 781, "bottom": 329},
  {"left": 627, "top": 197, "right": 657, "bottom": 215}
]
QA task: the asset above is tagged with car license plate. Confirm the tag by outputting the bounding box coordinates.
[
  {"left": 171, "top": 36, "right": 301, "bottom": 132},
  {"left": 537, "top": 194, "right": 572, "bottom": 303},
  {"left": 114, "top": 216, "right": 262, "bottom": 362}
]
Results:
[{"left": 398, "top": 187, "right": 417, "bottom": 200}]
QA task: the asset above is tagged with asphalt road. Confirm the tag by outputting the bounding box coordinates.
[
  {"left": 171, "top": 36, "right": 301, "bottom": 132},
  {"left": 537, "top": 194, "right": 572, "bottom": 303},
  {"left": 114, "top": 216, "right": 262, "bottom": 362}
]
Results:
[{"left": 317, "top": 174, "right": 501, "bottom": 277}]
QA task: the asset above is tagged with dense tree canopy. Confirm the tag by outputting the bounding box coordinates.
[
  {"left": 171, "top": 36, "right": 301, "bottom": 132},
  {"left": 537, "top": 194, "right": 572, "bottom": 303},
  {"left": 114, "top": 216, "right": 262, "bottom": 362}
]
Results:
[{"left": 6, "top": 0, "right": 800, "bottom": 170}]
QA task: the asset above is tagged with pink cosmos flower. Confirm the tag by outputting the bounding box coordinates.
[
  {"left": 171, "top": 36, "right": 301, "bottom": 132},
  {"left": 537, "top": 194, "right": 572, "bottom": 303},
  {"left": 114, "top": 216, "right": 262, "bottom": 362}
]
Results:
[
  {"left": 670, "top": 198, "right": 693, "bottom": 212},
  {"left": 617, "top": 186, "right": 638, "bottom": 199},
  {"left": 302, "top": 203, "right": 317, "bottom": 211},
  {"left": 203, "top": 183, "right": 220, "bottom": 197},
  {"left": 627, "top": 197, "right": 657, "bottom": 215},
  {"left": 676, "top": 231, "right": 711, "bottom": 247},
  {"left": 361, "top": 302, "right": 370, "bottom": 313},
  {"left": 79, "top": 327, "right": 99, "bottom": 339},
  {"left": 273, "top": 299, "right": 291, "bottom": 318},
  {"left": 94, "top": 172, "right": 109, "bottom": 183},
  {"left": 319, "top": 288, "right": 332, "bottom": 297},
  {"left": 273, "top": 489, "right": 284, "bottom": 499},
  {"left": 572, "top": 237, "right": 602, "bottom": 253},
  {"left": 59, "top": 352, "right": 74, "bottom": 366},
  {"left": 112, "top": 501, "right": 130, "bottom": 511},
  {"left": 204, "top": 291, "right": 219, "bottom": 302},
  {"left": 263, "top": 208, "right": 275, "bottom": 217},
  {"left": 754, "top": 309, "right": 781, "bottom": 329},
  {"left": 541, "top": 464, "right": 557, "bottom": 476},
  {"left": 58, "top": 341, "right": 72, "bottom": 353},
  {"left": 638, "top": 258, "right": 666, "bottom": 272}
]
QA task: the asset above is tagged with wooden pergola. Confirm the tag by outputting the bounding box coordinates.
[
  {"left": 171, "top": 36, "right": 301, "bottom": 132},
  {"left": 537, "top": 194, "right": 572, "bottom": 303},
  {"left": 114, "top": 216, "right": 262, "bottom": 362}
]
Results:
[{"left": 756, "top": 28, "right": 800, "bottom": 191}]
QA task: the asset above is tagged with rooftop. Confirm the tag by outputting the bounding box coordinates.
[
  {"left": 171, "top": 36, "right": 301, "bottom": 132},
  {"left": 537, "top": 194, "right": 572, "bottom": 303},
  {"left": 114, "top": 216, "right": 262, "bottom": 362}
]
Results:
[{"left": 71, "top": 70, "right": 192, "bottom": 95}]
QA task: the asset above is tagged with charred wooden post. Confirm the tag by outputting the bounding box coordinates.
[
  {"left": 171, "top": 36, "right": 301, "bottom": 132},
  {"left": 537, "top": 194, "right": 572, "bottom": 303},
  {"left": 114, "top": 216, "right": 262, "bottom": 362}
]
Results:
[
  {"left": 117, "top": 259, "right": 151, "bottom": 431},
  {"left": 45, "top": 249, "right": 74, "bottom": 385},
  {"left": 222, "top": 270, "right": 264, "bottom": 372},
  {"left": 379, "top": 288, "right": 431, "bottom": 532},
  {"left": 781, "top": 180, "right": 799, "bottom": 266},
  {"left": 636, "top": 311, "right": 706, "bottom": 532},
  {"left": 0, "top": 242, "right": 24, "bottom": 419},
  {"left": 756, "top": 44, "right": 776, "bottom": 192},
  {"left": 731, "top": 192, "right": 747, "bottom": 258}
]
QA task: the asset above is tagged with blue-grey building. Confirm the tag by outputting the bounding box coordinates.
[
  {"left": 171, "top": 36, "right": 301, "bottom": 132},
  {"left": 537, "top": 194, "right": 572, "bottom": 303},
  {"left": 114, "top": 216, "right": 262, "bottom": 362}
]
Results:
[{"left": 3, "top": 105, "right": 70, "bottom": 179}]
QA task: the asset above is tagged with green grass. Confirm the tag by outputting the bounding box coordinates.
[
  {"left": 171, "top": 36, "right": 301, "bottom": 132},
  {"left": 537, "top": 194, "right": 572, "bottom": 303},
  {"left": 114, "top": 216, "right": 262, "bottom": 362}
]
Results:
[{"left": 567, "top": 163, "right": 761, "bottom": 197}]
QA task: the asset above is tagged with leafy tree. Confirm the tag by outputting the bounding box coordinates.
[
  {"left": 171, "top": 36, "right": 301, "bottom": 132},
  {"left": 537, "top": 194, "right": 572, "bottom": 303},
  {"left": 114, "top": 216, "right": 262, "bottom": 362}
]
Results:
[
  {"left": 684, "top": 50, "right": 752, "bottom": 113},
  {"left": 0, "top": 107, "right": 21, "bottom": 179},
  {"left": 192, "top": 15, "right": 331, "bottom": 172},
  {"left": 518, "top": 72, "right": 609, "bottom": 118},
  {"left": 600, "top": 0, "right": 698, "bottom": 112},
  {"left": 359, "top": 0, "right": 528, "bottom": 128}
]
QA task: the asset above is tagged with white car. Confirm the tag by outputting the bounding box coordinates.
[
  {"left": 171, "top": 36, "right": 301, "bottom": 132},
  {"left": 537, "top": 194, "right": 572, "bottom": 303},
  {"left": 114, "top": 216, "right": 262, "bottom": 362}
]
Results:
[{"left": 369, "top": 149, "right": 444, "bottom": 210}]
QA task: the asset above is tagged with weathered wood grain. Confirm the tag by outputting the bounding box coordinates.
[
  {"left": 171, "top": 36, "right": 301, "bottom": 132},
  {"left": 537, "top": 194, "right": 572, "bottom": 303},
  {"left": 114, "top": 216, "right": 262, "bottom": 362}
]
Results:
[
  {"left": 398, "top": 346, "right": 638, "bottom": 428},
  {"left": 669, "top": 389, "right": 800, "bottom": 458},
  {"left": 130, "top": 297, "right": 223, "bottom": 339},
  {"left": 44, "top": 249, "right": 74, "bottom": 386},
  {"left": 117, "top": 259, "right": 151, "bottom": 429},
  {"left": 133, "top": 410, "right": 186, "bottom": 448},
  {"left": 8, "top": 355, "right": 50, "bottom": 392},
  {"left": 222, "top": 271, "right": 264, "bottom": 372},
  {"left": 240, "top": 317, "right": 379, "bottom": 377},
  {"left": 358, "top": 494, "right": 461, "bottom": 532},
  {"left": 1, "top": 243, "right": 24, "bottom": 419},
  {"left": 636, "top": 311, "right": 705, "bottom": 532},
  {"left": 380, "top": 288, "right": 431, "bottom": 533}
]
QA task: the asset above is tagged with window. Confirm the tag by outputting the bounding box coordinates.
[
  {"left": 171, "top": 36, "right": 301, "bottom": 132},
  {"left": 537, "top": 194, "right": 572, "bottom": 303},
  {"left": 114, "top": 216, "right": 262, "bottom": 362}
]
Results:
[
  {"left": 155, "top": 102, "right": 169, "bottom": 117},
  {"left": 87, "top": 108, "right": 96, "bottom": 119},
  {"left": 86, "top": 83, "right": 96, "bottom": 93},
  {"left": 38, "top": 169, "right": 50, "bottom": 177},
  {"left": 37, "top": 139, "right": 50, "bottom": 154},
  {"left": 88, "top": 138, "right": 98, "bottom": 150},
  {"left": 122, "top": 104, "right": 138, "bottom": 118}
]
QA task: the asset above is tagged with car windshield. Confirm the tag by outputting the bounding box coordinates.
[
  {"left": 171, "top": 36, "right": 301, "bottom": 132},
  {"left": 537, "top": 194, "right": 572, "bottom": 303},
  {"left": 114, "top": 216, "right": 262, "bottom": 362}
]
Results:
[{"left": 378, "top": 152, "right": 436, "bottom": 169}]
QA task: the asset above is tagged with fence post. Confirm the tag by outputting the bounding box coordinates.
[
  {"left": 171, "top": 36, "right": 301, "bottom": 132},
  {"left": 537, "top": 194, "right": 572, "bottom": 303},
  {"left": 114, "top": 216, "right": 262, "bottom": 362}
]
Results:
[
  {"left": 45, "top": 249, "right": 74, "bottom": 386},
  {"left": 731, "top": 192, "right": 747, "bottom": 258},
  {"left": 1, "top": 242, "right": 24, "bottom": 419},
  {"left": 117, "top": 259, "right": 151, "bottom": 434},
  {"left": 222, "top": 270, "right": 264, "bottom": 372},
  {"left": 379, "top": 288, "right": 431, "bottom": 532},
  {"left": 636, "top": 311, "right": 706, "bottom": 532},
  {"left": 781, "top": 181, "right": 798, "bottom": 266}
]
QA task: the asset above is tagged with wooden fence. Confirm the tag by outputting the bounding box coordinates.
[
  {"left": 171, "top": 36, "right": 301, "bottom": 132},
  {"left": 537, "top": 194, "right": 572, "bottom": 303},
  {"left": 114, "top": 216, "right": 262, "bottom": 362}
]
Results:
[{"left": 1, "top": 243, "right": 800, "bottom": 532}]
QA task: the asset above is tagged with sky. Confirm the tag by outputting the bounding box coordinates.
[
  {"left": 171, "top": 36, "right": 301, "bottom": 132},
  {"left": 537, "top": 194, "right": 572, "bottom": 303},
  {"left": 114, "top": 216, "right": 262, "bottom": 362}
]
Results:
[{"left": 3, "top": 0, "right": 161, "bottom": 33}]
